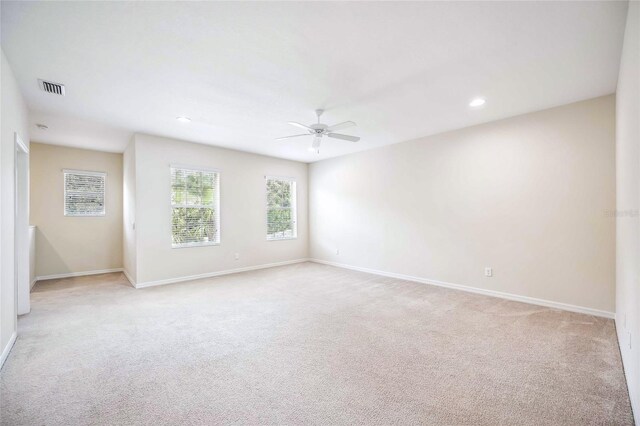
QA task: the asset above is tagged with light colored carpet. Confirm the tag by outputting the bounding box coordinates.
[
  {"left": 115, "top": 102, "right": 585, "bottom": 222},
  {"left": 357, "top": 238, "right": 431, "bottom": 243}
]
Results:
[{"left": 0, "top": 262, "right": 633, "bottom": 425}]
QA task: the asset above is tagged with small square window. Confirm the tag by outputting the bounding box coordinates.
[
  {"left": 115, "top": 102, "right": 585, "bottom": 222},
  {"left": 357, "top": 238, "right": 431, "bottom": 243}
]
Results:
[{"left": 64, "top": 170, "right": 106, "bottom": 217}]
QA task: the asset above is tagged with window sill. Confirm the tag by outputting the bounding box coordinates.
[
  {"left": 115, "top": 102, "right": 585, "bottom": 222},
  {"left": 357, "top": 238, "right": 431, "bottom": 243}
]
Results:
[
  {"left": 172, "top": 242, "right": 220, "bottom": 249},
  {"left": 266, "top": 237, "right": 298, "bottom": 242}
]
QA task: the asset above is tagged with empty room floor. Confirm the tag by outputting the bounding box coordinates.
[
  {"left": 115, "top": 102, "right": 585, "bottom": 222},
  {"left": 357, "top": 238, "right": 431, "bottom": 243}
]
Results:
[{"left": 0, "top": 263, "right": 632, "bottom": 425}]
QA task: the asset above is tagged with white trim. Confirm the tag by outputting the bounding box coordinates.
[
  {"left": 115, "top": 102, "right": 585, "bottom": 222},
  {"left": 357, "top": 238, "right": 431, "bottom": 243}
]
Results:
[
  {"left": 135, "top": 258, "right": 309, "bottom": 289},
  {"left": 122, "top": 269, "right": 136, "bottom": 287},
  {"left": 171, "top": 241, "right": 220, "bottom": 249},
  {"left": 15, "top": 133, "right": 29, "bottom": 154},
  {"left": 616, "top": 315, "right": 638, "bottom": 423},
  {"left": 30, "top": 278, "right": 37, "bottom": 289},
  {"left": 62, "top": 169, "right": 107, "bottom": 177},
  {"left": 36, "top": 268, "right": 123, "bottom": 282},
  {"left": 170, "top": 164, "right": 221, "bottom": 174},
  {"left": 0, "top": 331, "right": 17, "bottom": 370},
  {"left": 310, "top": 259, "right": 615, "bottom": 319},
  {"left": 15, "top": 133, "right": 30, "bottom": 315},
  {"left": 264, "top": 174, "right": 296, "bottom": 182}
]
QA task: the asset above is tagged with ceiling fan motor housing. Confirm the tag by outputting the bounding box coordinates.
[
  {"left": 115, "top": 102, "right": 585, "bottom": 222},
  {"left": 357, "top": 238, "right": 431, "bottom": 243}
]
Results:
[{"left": 310, "top": 123, "right": 328, "bottom": 133}]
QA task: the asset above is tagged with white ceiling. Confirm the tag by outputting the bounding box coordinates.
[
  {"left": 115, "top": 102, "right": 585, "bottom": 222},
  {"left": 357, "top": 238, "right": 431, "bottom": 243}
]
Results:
[{"left": 1, "top": 1, "right": 628, "bottom": 162}]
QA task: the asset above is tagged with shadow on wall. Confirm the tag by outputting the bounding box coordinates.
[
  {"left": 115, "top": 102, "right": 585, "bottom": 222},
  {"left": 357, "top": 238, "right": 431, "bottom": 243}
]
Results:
[{"left": 34, "top": 228, "right": 70, "bottom": 278}]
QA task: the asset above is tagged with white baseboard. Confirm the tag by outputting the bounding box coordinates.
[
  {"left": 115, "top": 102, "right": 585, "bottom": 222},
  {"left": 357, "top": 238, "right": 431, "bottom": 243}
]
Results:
[
  {"left": 0, "top": 331, "right": 17, "bottom": 370},
  {"left": 135, "top": 258, "right": 310, "bottom": 289},
  {"left": 36, "top": 268, "right": 124, "bottom": 282},
  {"left": 30, "top": 278, "right": 37, "bottom": 289},
  {"left": 615, "top": 314, "right": 639, "bottom": 424},
  {"left": 310, "top": 259, "right": 615, "bottom": 319},
  {"left": 122, "top": 269, "right": 136, "bottom": 288}
]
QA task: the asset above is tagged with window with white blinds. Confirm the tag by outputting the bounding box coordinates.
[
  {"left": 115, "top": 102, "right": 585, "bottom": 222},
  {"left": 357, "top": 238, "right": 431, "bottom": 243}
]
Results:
[
  {"left": 64, "top": 170, "right": 106, "bottom": 216},
  {"left": 266, "top": 176, "right": 297, "bottom": 241},
  {"left": 171, "top": 166, "right": 220, "bottom": 248}
]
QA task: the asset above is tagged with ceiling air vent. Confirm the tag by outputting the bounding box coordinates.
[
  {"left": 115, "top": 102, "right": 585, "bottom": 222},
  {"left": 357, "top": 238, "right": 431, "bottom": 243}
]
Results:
[{"left": 38, "top": 79, "right": 65, "bottom": 96}]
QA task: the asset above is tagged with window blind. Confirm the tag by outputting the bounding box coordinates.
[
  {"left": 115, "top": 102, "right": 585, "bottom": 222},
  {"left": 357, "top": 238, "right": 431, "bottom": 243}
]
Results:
[
  {"left": 266, "top": 177, "right": 297, "bottom": 240},
  {"left": 64, "top": 170, "right": 106, "bottom": 216},
  {"left": 171, "top": 166, "right": 220, "bottom": 247}
]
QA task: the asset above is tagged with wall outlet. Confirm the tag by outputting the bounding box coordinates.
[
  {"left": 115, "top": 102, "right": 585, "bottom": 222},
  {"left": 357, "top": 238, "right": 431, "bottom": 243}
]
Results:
[
  {"left": 629, "top": 331, "right": 632, "bottom": 350},
  {"left": 234, "top": 253, "right": 239, "bottom": 261},
  {"left": 336, "top": 248, "right": 340, "bottom": 255},
  {"left": 484, "top": 267, "right": 493, "bottom": 277}
]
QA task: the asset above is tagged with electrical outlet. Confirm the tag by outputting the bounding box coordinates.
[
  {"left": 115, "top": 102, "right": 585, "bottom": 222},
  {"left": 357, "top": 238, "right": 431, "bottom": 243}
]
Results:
[
  {"left": 484, "top": 267, "right": 493, "bottom": 277},
  {"left": 629, "top": 331, "right": 632, "bottom": 350},
  {"left": 336, "top": 248, "right": 340, "bottom": 255},
  {"left": 234, "top": 253, "right": 239, "bottom": 261}
]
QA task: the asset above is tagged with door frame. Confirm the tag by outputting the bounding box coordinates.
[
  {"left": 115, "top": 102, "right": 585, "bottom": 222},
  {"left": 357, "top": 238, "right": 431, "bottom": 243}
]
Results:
[{"left": 15, "top": 132, "right": 30, "bottom": 315}]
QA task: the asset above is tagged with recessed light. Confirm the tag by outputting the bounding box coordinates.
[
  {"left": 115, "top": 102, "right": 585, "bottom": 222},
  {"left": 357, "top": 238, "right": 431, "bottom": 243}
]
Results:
[
  {"left": 469, "top": 98, "right": 486, "bottom": 108},
  {"left": 176, "top": 116, "right": 191, "bottom": 123},
  {"left": 36, "top": 123, "right": 48, "bottom": 130}
]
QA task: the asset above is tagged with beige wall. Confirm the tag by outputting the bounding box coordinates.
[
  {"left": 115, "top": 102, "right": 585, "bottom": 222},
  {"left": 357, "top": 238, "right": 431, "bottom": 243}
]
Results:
[
  {"left": 30, "top": 143, "right": 123, "bottom": 277},
  {"left": 1, "top": 48, "right": 29, "bottom": 363},
  {"left": 310, "top": 95, "right": 616, "bottom": 314},
  {"left": 128, "top": 134, "right": 309, "bottom": 286},
  {"left": 616, "top": 1, "right": 639, "bottom": 419}
]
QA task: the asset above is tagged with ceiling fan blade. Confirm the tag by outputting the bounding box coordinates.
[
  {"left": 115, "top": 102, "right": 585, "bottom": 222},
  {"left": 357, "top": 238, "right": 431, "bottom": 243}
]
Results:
[
  {"left": 327, "top": 133, "right": 360, "bottom": 142},
  {"left": 288, "top": 122, "right": 314, "bottom": 132},
  {"left": 326, "top": 121, "right": 356, "bottom": 132},
  {"left": 275, "top": 134, "right": 310, "bottom": 141}
]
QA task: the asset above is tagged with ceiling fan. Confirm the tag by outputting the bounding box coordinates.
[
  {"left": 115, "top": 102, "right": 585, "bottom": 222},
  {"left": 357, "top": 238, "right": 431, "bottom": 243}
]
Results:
[{"left": 276, "top": 109, "right": 360, "bottom": 153}]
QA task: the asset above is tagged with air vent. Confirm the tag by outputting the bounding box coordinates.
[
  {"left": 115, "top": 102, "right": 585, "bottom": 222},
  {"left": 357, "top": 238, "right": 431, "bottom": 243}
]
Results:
[{"left": 38, "top": 79, "right": 65, "bottom": 96}]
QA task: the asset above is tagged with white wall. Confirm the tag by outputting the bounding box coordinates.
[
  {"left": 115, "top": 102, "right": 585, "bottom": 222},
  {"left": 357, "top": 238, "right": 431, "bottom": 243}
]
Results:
[
  {"left": 123, "top": 139, "right": 137, "bottom": 283},
  {"left": 29, "top": 226, "right": 36, "bottom": 288},
  {"left": 615, "top": 0, "right": 639, "bottom": 420},
  {"left": 310, "top": 95, "right": 616, "bottom": 315},
  {"left": 128, "top": 134, "right": 309, "bottom": 286},
  {"left": 0, "top": 48, "right": 29, "bottom": 365}
]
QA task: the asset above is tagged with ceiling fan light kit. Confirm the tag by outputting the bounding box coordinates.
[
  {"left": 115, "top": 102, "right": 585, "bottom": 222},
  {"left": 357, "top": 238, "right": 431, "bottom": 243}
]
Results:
[{"left": 276, "top": 109, "right": 360, "bottom": 153}]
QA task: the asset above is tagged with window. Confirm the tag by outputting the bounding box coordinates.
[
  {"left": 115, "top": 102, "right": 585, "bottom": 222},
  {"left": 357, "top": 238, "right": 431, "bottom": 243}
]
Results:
[
  {"left": 171, "top": 166, "right": 220, "bottom": 247},
  {"left": 64, "top": 170, "right": 106, "bottom": 216},
  {"left": 266, "top": 176, "right": 297, "bottom": 240}
]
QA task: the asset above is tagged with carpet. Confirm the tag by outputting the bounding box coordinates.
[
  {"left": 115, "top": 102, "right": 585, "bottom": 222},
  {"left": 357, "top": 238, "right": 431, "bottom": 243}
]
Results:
[{"left": 0, "top": 262, "right": 633, "bottom": 425}]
